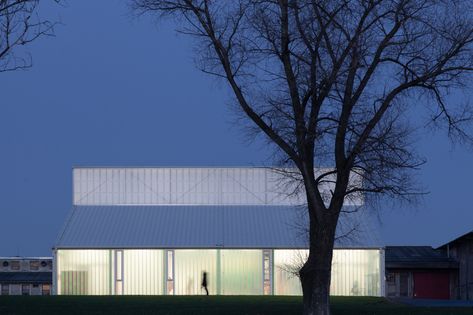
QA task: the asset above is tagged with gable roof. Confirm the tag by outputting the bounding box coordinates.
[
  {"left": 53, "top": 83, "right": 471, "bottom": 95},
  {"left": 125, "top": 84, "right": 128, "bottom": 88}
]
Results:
[
  {"left": 55, "top": 205, "right": 382, "bottom": 249},
  {"left": 437, "top": 230, "right": 473, "bottom": 249}
]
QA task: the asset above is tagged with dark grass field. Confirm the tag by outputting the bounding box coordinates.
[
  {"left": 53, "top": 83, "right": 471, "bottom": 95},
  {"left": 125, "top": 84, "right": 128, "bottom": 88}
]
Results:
[{"left": 0, "top": 296, "right": 472, "bottom": 315}]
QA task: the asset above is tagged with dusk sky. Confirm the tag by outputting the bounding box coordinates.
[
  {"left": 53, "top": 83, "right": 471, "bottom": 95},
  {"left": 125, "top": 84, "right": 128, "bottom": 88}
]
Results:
[{"left": 0, "top": 1, "right": 472, "bottom": 257}]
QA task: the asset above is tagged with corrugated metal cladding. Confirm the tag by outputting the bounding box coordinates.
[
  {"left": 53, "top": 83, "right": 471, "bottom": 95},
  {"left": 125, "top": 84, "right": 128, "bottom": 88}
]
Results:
[
  {"left": 73, "top": 167, "right": 363, "bottom": 206},
  {"left": 55, "top": 205, "right": 382, "bottom": 249}
]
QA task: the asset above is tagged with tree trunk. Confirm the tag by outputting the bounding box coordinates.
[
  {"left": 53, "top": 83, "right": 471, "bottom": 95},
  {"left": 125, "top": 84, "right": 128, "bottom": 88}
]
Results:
[{"left": 299, "top": 215, "right": 337, "bottom": 315}]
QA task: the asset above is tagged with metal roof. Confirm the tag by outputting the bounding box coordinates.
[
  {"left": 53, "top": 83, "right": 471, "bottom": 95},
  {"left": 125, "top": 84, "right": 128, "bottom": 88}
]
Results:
[
  {"left": 437, "top": 230, "right": 473, "bottom": 249},
  {"left": 0, "top": 272, "right": 52, "bottom": 284},
  {"left": 385, "top": 246, "right": 458, "bottom": 269},
  {"left": 55, "top": 205, "right": 382, "bottom": 249}
]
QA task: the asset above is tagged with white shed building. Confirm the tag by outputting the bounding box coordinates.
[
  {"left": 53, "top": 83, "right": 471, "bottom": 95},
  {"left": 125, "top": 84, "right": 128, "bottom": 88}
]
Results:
[{"left": 53, "top": 167, "right": 384, "bottom": 296}]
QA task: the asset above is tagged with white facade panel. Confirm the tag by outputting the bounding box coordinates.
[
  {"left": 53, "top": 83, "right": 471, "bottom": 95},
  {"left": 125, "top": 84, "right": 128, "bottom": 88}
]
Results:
[
  {"left": 273, "top": 249, "right": 382, "bottom": 296},
  {"left": 57, "top": 249, "right": 111, "bottom": 295},
  {"left": 73, "top": 167, "right": 363, "bottom": 206},
  {"left": 174, "top": 250, "right": 217, "bottom": 295},
  {"left": 220, "top": 250, "right": 263, "bottom": 295},
  {"left": 55, "top": 248, "right": 381, "bottom": 296},
  {"left": 273, "top": 249, "right": 307, "bottom": 295},
  {"left": 123, "top": 250, "right": 164, "bottom": 295}
]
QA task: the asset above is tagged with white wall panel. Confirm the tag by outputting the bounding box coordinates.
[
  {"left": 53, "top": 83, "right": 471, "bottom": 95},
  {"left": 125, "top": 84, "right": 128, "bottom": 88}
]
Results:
[
  {"left": 123, "top": 250, "right": 164, "bottom": 295},
  {"left": 56, "top": 248, "right": 381, "bottom": 296},
  {"left": 73, "top": 167, "right": 363, "bottom": 206},
  {"left": 331, "top": 249, "right": 380, "bottom": 296},
  {"left": 273, "top": 249, "right": 307, "bottom": 295},
  {"left": 273, "top": 249, "right": 381, "bottom": 296},
  {"left": 57, "top": 249, "right": 111, "bottom": 295},
  {"left": 221, "top": 250, "right": 263, "bottom": 295},
  {"left": 174, "top": 250, "right": 217, "bottom": 295}
]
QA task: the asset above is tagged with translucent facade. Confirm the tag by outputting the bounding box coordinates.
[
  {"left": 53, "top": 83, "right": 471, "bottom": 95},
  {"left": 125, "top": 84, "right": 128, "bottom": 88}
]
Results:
[
  {"left": 123, "top": 250, "right": 164, "bottom": 295},
  {"left": 273, "top": 249, "right": 382, "bottom": 296},
  {"left": 274, "top": 249, "right": 307, "bottom": 295},
  {"left": 56, "top": 248, "right": 382, "bottom": 296},
  {"left": 57, "top": 250, "right": 111, "bottom": 295},
  {"left": 55, "top": 167, "right": 379, "bottom": 296},
  {"left": 72, "top": 167, "right": 362, "bottom": 206},
  {"left": 331, "top": 249, "right": 380, "bottom": 296},
  {"left": 174, "top": 250, "right": 217, "bottom": 295},
  {"left": 220, "top": 250, "right": 263, "bottom": 295}
]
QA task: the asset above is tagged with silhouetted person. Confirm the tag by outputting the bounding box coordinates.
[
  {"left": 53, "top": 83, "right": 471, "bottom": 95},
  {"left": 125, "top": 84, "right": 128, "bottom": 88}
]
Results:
[{"left": 201, "top": 271, "right": 209, "bottom": 295}]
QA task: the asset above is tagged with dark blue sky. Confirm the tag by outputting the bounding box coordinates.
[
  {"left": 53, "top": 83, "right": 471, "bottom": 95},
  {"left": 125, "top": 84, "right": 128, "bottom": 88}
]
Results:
[{"left": 0, "top": 1, "right": 471, "bottom": 256}]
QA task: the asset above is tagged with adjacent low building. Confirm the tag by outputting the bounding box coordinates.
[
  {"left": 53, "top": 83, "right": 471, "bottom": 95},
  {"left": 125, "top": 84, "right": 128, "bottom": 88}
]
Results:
[
  {"left": 438, "top": 230, "right": 473, "bottom": 300},
  {"left": 53, "top": 167, "right": 385, "bottom": 296},
  {"left": 0, "top": 257, "right": 52, "bottom": 295},
  {"left": 385, "top": 246, "right": 458, "bottom": 299}
]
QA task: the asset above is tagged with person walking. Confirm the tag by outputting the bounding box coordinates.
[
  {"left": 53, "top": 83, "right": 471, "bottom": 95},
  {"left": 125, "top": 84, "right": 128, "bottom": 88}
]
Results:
[{"left": 201, "top": 271, "right": 209, "bottom": 295}]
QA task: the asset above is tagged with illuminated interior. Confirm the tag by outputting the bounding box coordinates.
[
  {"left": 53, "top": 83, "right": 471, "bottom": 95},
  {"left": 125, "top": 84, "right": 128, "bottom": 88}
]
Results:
[{"left": 56, "top": 248, "right": 382, "bottom": 296}]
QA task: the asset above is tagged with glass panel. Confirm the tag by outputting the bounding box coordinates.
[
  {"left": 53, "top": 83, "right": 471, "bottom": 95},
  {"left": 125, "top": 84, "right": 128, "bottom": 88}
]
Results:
[
  {"left": 30, "top": 261, "right": 39, "bottom": 271},
  {"left": 331, "top": 249, "right": 381, "bottom": 296},
  {"left": 42, "top": 284, "right": 51, "bottom": 296},
  {"left": 57, "top": 249, "right": 111, "bottom": 295},
  {"left": 174, "top": 250, "right": 217, "bottom": 295},
  {"left": 1, "top": 284, "right": 9, "bottom": 295},
  {"left": 274, "top": 249, "right": 381, "bottom": 296},
  {"left": 264, "top": 254, "right": 270, "bottom": 281},
  {"left": 221, "top": 250, "right": 263, "bottom": 295},
  {"left": 123, "top": 249, "right": 163, "bottom": 295},
  {"left": 116, "top": 281, "right": 123, "bottom": 295},
  {"left": 116, "top": 251, "right": 123, "bottom": 281},
  {"left": 167, "top": 251, "right": 174, "bottom": 281},
  {"left": 263, "top": 250, "right": 272, "bottom": 295},
  {"left": 274, "top": 249, "right": 307, "bottom": 295},
  {"left": 167, "top": 250, "right": 174, "bottom": 295},
  {"left": 167, "top": 280, "right": 174, "bottom": 295},
  {"left": 11, "top": 261, "right": 20, "bottom": 270}
]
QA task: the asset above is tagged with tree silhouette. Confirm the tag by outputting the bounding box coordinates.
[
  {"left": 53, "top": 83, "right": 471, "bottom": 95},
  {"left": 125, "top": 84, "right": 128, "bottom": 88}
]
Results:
[{"left": 131, "top": 1, "right": 473, "bottom": 314}]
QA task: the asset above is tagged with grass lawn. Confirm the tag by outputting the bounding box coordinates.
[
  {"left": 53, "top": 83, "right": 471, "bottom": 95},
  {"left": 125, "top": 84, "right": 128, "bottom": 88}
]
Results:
[{"left": 0, "top": 296, "right": 472, "bottom": 315}]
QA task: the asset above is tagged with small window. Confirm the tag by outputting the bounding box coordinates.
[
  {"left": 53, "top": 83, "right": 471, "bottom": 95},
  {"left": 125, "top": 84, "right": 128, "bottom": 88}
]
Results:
[
  {"left": 33, "top": 284, "right": 39, "bottom": 288},
  {"left": 263, "top": 250, "right": 272, "bottom": 295},
  {"left": 40, "top": 261, "right": 48, "bottom": 268},
  {"left": 11, "top": 261, "right": 20, "bottom": 270},
  {"left": 2, "top": 261, "right": 8, "bottom": 267},
  {"left": 22, "top": 284, "right": 30, "bottom": 295},
  {"left": 1, "top": 284, "right": 9, "bottom": 295},
  {"left": 115, "top": 250, "right": 123, "bottom": 295},
  {"left": 42, "top": 284, "right": 51, "bottom": 296},
  {"left": 30, "top": 261, "right": 40, "bottom": 271},
  {"left": 116, "top": 251, "right": 123, "bottom": 281},
  {"left": 166, "top": 250, "right": 174, "bottom": 295},
  {"left": 167, "top": 251, "right": 174, "bottom": 281}
]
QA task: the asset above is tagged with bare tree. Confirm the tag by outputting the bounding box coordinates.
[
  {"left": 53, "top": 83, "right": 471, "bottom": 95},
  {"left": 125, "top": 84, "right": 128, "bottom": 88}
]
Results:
[
  {"left": 131, "top": 1, "right": 473, "bottom": 314},
  {"left": 0, "top": 0, "right": 56, "bottom": 73}
]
